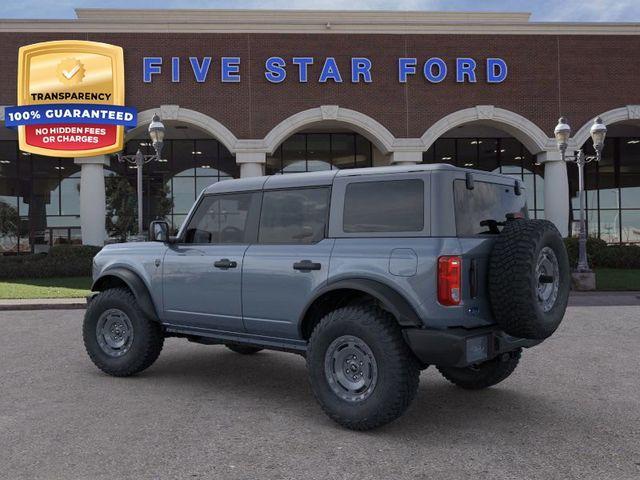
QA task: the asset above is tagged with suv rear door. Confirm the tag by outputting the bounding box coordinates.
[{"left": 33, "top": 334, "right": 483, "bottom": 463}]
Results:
[
  {"left": 241, "top": 186, "right": 334, "bottom": 339},
  {"left": 162, "top": 191, "right": 261, "bottom": 332}
]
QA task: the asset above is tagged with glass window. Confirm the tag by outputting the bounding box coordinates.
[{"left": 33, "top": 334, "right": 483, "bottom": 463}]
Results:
[
  {"left": 499, "top": 138, "right": 522, "bottom": 174},
  {"left": 435, "top": 138, "right": 455, "bottom": 164},
  {"left": 456, "top": 138, "right": 478, "bottom": 168},
  {"left": 422, "top": 145, "right": 435, "bottom": 164},
  {"left": 172, "top": 177, "right": 195, "bottom": 214},
  {"left": 332, "top": 134, "right": 356, "bottom": 169},
  {"left": 259, "top": 188, "right": 330, "bottom": 244},
  {"left": 355, "top": 135, "right": 372, "bottom": 168},
  {"left": 282, "top": 135, "right": 306, "bottom": 173},
  {"left": 266, "top": 146, "right": 282, "bottom": 175},
  {"left": 599, "top": 210, "right": 620, "bottom": 244},
  {"left": 184, "top": 192, "right": 259, "bottom": 244},
  {"left": 307, "top": 134, "right": 332, "bottom": 172},
  {"left": 343, "top": 180, "right": 424, "bottom": 233},
  {"left": 477, "top": 138, "right": 498, "bottom": 172},
  {"left": 621, "top": 210, "right": 640, "bottom": 244},
  {"left": 60, "top": 177, "right": 80, "bottom": 216},
  {"left": 454, "top": 180, "right": 528, "bottom": 236},
  {"left": 172, "top": 140, "right": 195, "bottom": 177},
  {"left": 0, "top": 141, "right": 18, "bottom": 177}
]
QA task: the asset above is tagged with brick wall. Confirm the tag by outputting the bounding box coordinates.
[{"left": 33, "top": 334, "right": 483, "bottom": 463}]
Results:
[{"left": 0, "top": 32, "right": 638, "bottom": 140}]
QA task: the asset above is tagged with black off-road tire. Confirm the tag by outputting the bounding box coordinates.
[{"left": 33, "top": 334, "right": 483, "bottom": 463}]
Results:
[
  {"left": 83, "top": 288, "right": 164, "bottom": 377},
  {"left": 489, "top": 219, "right": 570, "bottom": 340},
  {"left": 225, "top": 344, "right": 263, "bottom": 355},
  {"left": 307, "top": 305, "right": 420, "bottom": 431},
  {"left": 437, "top": 349, "right": 521, "bottom": 390}
]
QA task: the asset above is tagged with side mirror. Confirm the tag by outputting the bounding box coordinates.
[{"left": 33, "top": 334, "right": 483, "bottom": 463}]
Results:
[{"left": 149, "top": 220, "right": 169, "bottom": 242}]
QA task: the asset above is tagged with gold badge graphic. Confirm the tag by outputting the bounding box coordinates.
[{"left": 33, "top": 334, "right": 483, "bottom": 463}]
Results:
[
  {"left": 56, "top": 58, "right": 85, "bottom": 86},
  {"left": 15, "top": 40, "right": 126, "bottom": 157}
]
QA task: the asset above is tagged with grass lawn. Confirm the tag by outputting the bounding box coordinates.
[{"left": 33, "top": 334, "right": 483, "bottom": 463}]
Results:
[
  {"left": 595, "top": 269, "right": 640, "bottom": 291},
  {"left": 0, "top": 276, "right": 92, "bottom": 299}
]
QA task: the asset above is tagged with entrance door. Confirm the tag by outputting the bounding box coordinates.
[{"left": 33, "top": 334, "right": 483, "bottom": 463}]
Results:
[
  {"left": 163, "top": 191, "right": 261, "bottom": 332},
  {"left": 242, "top": 187, "right": 333, "bottom": 339}
]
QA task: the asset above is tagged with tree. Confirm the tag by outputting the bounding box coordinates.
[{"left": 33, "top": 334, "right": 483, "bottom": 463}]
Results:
[
  {"left": 105, "top": 176, "right": 137, "bottom": 242},
  {"left": 0, "top": 201, "right": 20, "bottom": 249},
  {"left": 151, "top": 180, "right": 173, "bottom": 225}
]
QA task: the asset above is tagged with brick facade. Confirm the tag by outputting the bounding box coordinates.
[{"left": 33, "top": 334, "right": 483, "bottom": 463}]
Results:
[{"left": 0, "top": 32, "right": 638, "bottom": 140}]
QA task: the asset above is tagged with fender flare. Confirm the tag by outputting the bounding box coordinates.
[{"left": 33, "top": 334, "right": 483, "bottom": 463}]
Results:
[
  {"left": 299, "top": 278, "right": 422, "bottom": 328},
  {"left": 92, "top": 267, "right": 159, "bottom": 321}
]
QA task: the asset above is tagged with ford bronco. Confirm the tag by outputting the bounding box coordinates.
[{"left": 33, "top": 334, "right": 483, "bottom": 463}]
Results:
[{"left": 84, "top": 164, "right": 570, "bottom": 430}]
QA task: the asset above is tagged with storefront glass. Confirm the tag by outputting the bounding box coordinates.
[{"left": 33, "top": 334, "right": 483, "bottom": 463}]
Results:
[
  {"left": 266, "top": 133, "right": 373, "bottom": 174},
  {"left": 422, "top": 137, "right": 545, "bottom": 220}
]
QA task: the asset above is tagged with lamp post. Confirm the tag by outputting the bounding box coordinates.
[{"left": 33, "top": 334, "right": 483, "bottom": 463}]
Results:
[
  {"left": 117, "top": 113, "right": 166, "bottom": 239},
  {"left": 554, "top": 116, "right": 607, "bottom": 273}
]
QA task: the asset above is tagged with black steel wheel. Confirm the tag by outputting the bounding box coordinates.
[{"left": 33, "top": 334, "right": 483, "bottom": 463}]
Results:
[
  {"left": 307, "top": 305, "right": 420, "bottom": 431},
  {"left": 83, "top": 288, "right": 164, "bottom": 377}
]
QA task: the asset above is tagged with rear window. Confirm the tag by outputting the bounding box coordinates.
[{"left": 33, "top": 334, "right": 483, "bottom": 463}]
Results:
[
  {"left": 454, "top": 179, "right": 528, "bottom": 236},
  {"left": 343, "top": 179, "right": 424, "bottom": 233}
]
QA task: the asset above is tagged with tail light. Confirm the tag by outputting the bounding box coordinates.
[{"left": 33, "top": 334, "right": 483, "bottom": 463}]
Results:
[{"left": 438, "top": 256, "right": 461, "bottom": 306}]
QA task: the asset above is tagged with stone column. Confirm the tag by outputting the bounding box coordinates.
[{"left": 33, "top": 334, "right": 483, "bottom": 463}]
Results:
[
  {"left": 74, "top": 155, "right": 109, "bottom": 246},
  {"left": 236, "top": 152, "right": 266, "bottom": 178},
  {"left": 390, "top": 151, "right": 422, "bottom": 165},
  {"left": 538, "top": 151, "right": 569, "bottom": 237}
]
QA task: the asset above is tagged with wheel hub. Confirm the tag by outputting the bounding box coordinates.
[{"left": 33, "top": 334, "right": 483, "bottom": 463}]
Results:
[
  {"left": 324, "top": 335, "right": 378, "bottom": 402},
  {"left": 536, "top": 246, "right": 560, "bottom": 313},
  {"left": 96, "top": 309, "right": 134, "bottom": 357}
]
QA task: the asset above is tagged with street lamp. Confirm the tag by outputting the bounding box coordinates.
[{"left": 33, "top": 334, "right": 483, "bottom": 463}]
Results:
[
  {"left": 117, "top": 113, "right": 166, "bottom": 239},
  {"left": 554, "top": 116, "right": 607, "bottom": 273}
]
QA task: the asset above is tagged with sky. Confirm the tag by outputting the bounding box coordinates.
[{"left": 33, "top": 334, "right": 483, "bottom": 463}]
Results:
[{"left": 0, "top": 0, "right": 639, "bottom": 22}]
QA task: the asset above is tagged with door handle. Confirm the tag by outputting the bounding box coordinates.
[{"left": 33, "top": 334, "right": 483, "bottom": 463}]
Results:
[
  {"left": 214, "top": 258, "right": 237, "bottom": 269},
  {"left": 293, "top": 260, "right": 321, "bottom": 271}
]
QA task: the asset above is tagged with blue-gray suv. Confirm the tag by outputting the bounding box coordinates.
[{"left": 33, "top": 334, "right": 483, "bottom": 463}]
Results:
[{"left": 84, "top": 164, "right": 570, "bottom": 430}]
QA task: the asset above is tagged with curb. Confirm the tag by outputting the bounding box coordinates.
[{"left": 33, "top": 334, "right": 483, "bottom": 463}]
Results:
[{"left": 0, "top": 299, "right": 87, "bottom": 311}]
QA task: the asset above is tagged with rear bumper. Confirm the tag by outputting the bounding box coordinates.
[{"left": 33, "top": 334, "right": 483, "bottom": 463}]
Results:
[{"left": 403, "top": 326, "right": 541, "bottom": 368}]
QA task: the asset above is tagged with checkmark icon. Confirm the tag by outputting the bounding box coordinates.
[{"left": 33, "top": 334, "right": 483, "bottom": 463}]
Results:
[{"left": 62, "top": 64, "right": 80, "bottom": 79}]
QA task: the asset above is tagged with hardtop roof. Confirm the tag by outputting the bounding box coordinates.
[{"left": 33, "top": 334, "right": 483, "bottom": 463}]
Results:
[{"left": 202, "top": 163, "right": 517, "bottom": 195}]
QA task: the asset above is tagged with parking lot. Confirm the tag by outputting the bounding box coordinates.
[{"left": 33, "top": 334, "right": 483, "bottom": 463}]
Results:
[{"left": 1, "top": 306, "right": 639, "bottom": 480}]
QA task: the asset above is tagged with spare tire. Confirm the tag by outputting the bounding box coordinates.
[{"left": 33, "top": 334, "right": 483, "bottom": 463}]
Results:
[{"left": 488, "top": 219, "right": 570, "bottom": 340}]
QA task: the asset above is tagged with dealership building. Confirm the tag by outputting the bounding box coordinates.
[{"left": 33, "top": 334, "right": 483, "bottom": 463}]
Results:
[{"left": 0, "top": 8, "right": 639, "bottom": 251}]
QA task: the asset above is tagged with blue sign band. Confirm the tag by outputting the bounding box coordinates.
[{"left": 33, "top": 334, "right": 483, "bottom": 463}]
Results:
[{"left": 5, "top": 104, "right": 138, "bottom": 128}]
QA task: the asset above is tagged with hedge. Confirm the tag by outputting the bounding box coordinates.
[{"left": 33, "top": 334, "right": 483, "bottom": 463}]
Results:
[
  {"left": 564, "top": 237, "right": 640, "bottom": 269},
  {"left": 0, "top": 245, "right": 101, "bottom": 279}
]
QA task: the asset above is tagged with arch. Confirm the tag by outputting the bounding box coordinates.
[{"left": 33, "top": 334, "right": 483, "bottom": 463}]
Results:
[
  {"left": 420, "top": 105, "right": 552, "bottom": 154},
  {"left": 572, "top": 105, "right": 640, "bottom": 148},
  {"left": 127, "top": 106, "right": 239, "bottom": 153},
  {"left": 263, "top": 106, "right": 396, "bottom": 155}
]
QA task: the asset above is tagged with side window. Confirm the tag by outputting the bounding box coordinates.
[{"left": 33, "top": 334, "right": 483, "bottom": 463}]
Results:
[
  {"left": 453, "top": 180, "right": 529, "bottom": 236},
  {"left": 184, "top": 192, "right": 259, "bottom": 244},
  {"left": 259, "top": 188, "right": 330, "bottom": 244},
  {"left": 343, "top": 179, "right": 424, "bottom": 233}
]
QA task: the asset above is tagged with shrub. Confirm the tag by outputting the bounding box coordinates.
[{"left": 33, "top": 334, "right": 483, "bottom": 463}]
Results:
[
  {"left": 0, "top": 245, "right": 101, "bottom": 279},
  {"left": 564, "top": 237, "right": 640, "bottom": 269}
]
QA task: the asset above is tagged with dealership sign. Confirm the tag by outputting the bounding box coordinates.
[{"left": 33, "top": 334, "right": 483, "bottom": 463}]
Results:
[
  {"left": 142, "top": 56, "right": 508, "bottom": 84},
  {"left": 5, "top": 40, "right": 136, "bottom": 157}
]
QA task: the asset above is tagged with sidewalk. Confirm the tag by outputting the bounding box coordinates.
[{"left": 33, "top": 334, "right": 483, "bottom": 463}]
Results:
[{"left": 1, "top": 292, "right": 639, "bottom": 311}]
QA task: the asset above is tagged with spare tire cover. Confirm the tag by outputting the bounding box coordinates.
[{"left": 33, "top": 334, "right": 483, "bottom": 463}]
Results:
[{"left": 488, "top": 219, "right": 570, "bottom": 340}]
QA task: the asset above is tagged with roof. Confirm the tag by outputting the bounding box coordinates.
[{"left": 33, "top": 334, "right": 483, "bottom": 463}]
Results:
[
  {"left": 203, "top": 163, "right": 516, "bottom": 195},
  {"left": 0, "top": 9, "right": 638, "bottom": 35}
]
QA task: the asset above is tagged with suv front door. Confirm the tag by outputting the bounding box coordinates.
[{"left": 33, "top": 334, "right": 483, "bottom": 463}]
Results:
[
  {"left": 242, "top": 187, "right": 334, "bottom": 340},
  {"left": 162, "top": 191, "right": 260, "bottom": 332}
]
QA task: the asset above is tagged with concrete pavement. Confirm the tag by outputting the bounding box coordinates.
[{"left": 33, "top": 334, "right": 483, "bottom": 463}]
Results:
[{"left": 0, "top": 307, "right": 639, "bottom": 479}]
